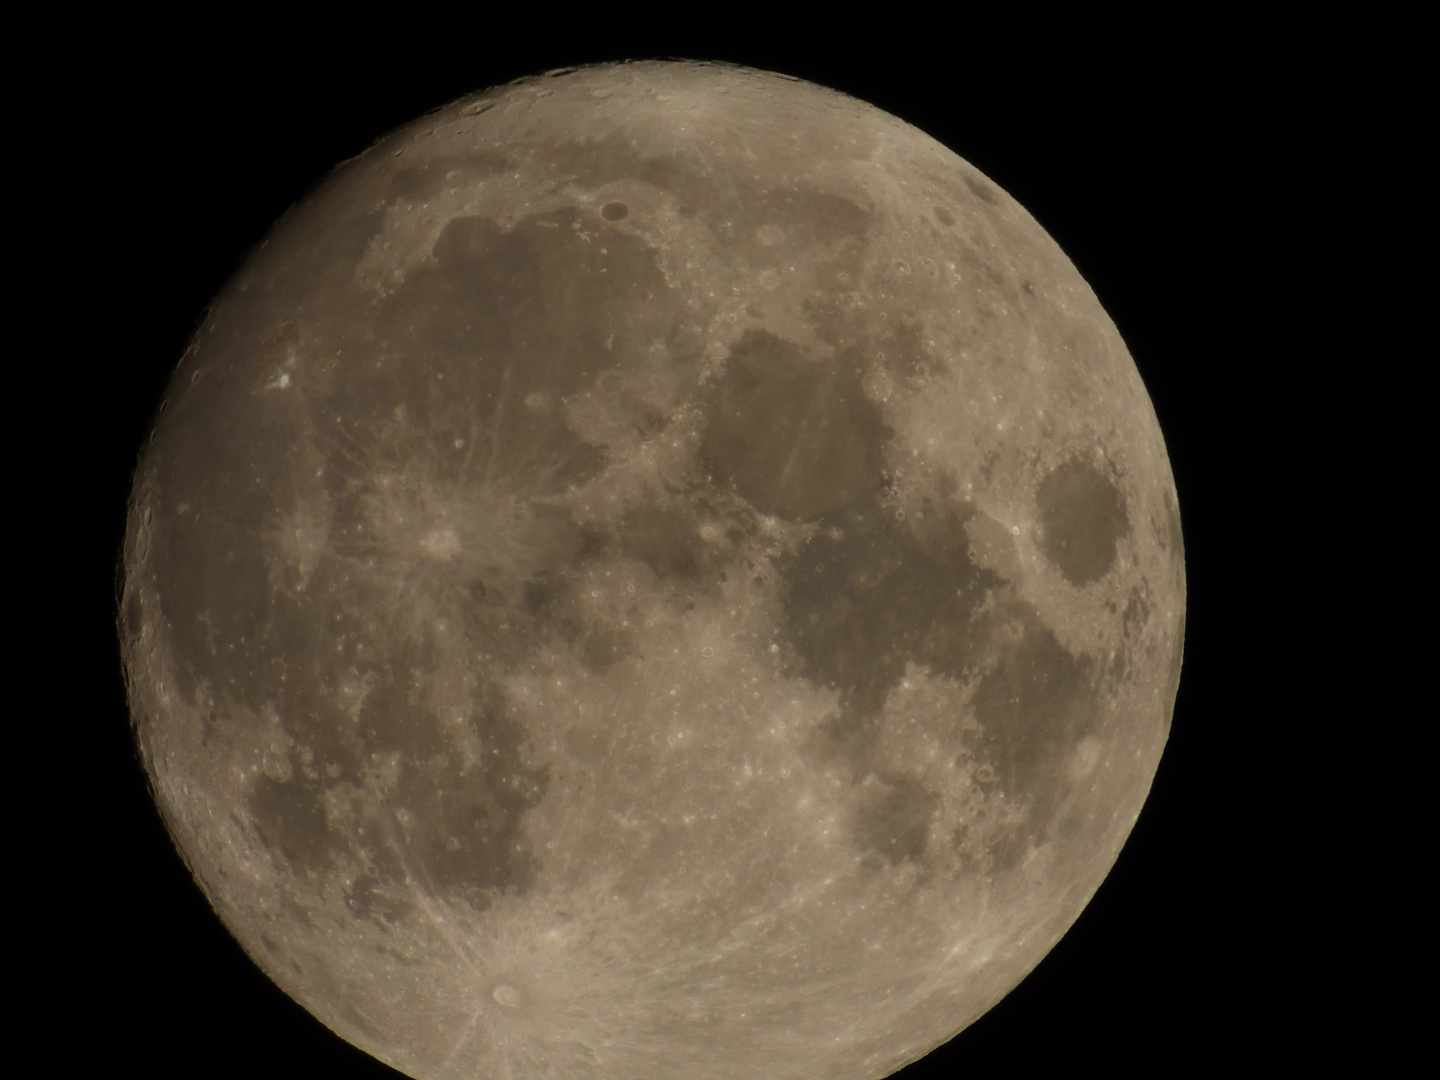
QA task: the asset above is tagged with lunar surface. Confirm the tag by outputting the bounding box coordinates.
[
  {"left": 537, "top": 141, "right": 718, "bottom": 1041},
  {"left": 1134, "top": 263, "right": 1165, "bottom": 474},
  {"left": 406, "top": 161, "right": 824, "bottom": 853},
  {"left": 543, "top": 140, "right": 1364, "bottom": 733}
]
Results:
[{"left": 120, "top": 61, "right": 1184, "bottom": 1080}]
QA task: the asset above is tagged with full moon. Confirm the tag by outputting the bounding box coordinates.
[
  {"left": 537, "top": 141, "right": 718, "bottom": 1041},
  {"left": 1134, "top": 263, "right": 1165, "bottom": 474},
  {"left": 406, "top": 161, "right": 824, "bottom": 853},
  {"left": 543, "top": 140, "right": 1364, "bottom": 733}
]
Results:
[{"left": 120, "top": 60, "right": 1184, "bottom": 1079}]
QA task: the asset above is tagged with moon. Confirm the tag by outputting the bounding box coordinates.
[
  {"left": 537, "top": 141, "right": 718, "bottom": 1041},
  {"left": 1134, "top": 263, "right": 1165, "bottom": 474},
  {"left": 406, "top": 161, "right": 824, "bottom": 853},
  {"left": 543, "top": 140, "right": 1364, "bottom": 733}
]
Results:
[{"left": 120, "top": 60, "right": 1184, "bottom": 1080}]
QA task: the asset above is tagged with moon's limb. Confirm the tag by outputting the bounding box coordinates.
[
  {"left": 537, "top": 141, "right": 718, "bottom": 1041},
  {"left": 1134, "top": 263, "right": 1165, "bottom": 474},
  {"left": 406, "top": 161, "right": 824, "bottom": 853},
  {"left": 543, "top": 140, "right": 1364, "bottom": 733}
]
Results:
[{"left": 121, "top": 61, "right": 1183, "bottom": 1080}]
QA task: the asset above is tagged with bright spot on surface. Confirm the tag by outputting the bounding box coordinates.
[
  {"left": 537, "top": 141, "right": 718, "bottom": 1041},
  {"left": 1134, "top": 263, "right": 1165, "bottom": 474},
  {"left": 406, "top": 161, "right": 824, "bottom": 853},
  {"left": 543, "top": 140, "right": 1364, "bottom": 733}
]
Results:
[
  {"left": 420, "top": 528, "right": 461, "bottom": 560},
  {"left": 492, "top": 984, "right": 522, "bottom": 1008}
]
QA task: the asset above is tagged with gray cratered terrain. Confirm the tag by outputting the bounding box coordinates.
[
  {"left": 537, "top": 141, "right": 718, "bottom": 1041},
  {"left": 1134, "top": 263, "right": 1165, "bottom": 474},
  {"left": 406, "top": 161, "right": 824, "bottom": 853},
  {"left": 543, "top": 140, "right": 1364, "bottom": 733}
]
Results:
[{"left": 121, "top": 60, "right": 1184, "bottom": 1080}]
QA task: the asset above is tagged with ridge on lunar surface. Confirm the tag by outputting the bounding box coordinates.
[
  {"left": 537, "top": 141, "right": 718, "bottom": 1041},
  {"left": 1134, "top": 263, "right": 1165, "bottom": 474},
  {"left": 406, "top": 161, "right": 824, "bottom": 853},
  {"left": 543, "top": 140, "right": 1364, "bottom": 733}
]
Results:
[{"left": 120, "top": 60, "right": 1184, "bottom": 1080}]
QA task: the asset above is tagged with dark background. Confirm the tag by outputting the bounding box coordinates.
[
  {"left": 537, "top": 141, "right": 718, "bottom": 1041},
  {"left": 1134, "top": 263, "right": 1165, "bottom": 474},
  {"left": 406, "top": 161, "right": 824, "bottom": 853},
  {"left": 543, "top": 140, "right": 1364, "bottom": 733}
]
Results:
[{"left": 33, "top": 10, "right": 1408, "bottom": 1077}]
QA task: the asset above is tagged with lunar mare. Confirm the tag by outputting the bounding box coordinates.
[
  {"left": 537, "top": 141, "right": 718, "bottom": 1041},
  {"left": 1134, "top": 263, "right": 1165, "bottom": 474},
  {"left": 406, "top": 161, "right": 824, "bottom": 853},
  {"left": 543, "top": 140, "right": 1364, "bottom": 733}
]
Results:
[{"left": 120, "top": 61, "right": 1184, "bottom": 1079}]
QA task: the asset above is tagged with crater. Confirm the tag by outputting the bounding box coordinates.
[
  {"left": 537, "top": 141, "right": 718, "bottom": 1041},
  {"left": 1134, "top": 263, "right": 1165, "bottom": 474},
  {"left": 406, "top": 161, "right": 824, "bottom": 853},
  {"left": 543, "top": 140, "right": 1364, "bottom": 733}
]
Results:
[
  {"left": 600, "top": 201, "right": 630, "bottom": 221},
  {"left": 492, "top": 983, "right": 523, "bottom": 1008},
  {"left": 1035, "top": 459, "right": 1129, "bottom": 586}
]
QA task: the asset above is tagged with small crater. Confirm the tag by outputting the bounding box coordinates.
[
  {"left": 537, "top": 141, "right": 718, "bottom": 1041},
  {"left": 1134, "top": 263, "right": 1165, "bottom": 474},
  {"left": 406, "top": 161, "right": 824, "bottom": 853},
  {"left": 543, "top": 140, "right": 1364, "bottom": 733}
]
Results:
[
  {"left": 634, "top": 405, "right": 667, "bottom": 437},
  {"left": 600, "top": 201, "right": 630, "bottom": 221},
  {"left": 493, "top": 984, "right": 523, "bottom": 1008},
  {"left": 861, "top": 369, "right": 893, "bottom": 404},
  {"left": 1069, "top": 736, "right": 1102, "bottom": 780},
  {"left": 934, "top": 206, "right": 956, "bottom": 227}
]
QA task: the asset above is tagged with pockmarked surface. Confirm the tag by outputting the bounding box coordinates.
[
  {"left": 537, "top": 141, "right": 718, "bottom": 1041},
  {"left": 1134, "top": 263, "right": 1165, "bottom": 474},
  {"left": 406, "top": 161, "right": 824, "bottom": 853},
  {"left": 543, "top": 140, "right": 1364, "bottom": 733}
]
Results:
[{"left": 121, "top": 61, "right": 1184, "bottom": 1080}]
